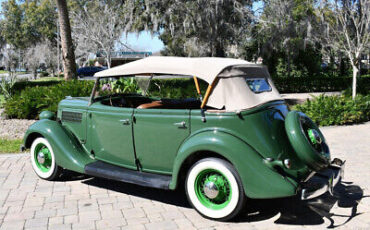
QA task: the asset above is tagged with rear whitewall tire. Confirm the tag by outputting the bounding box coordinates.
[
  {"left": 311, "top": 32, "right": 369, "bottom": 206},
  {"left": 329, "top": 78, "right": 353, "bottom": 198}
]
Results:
[
  {"left": 30, "top": 137, "right": 62, "bottom": 180},
  {"left": 185, "top": 158, "right": 246, "bottom": 221}
]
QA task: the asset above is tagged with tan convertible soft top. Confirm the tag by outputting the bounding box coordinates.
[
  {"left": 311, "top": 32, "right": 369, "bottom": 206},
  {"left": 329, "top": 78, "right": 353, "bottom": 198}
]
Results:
[
  {"left": 94, "top": 56, "right": 282, "bottom": 111},
  {"left": 95, "top": 56, "right": 255, "bottom": 83}
]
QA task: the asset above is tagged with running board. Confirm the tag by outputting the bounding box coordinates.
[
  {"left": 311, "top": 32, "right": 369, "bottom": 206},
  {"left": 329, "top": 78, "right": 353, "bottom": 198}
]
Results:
[{"left": 84, "top": 161, "right": 171, "bottom": 189}]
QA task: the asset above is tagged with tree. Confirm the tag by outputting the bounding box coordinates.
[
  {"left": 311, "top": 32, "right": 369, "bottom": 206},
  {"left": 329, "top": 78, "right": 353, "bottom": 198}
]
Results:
[
  {"left": 0, "top": 45, "right": 19, "bottom": 71},
  {"left": 56, "top": 0, "right": 77, "bottom": 80},
  {"left": 1, "top": 0, "right": 25, "bottom": 49},
  {"left": 70, "top": 0, "right": 132, "bottom": 68},
  {"left": 24, "top": 41, "right": 58, "bottom": 79},
  {"left": 317, "top": 0, "right": 370, "bottom": 99},
  {"left": 43, "top": 41, "right": 59, "bottom": 76},
  {"left": 25, "top": 44, "right": 45, "bottom": 79},
  {"left": 256, "top": 0, "right": 318, "bottom": 77},
  {"left": 1, "top": 0, "right": 58, "bottom": 73},
  {"left": 1, "top": 0, "right": 57, "bottom": 49},
  {"left": 0, "top": 25, "right": 6, "bottom": 64},
  {"left": 135, "top": 0, "right": 253, "bottom": 57}
]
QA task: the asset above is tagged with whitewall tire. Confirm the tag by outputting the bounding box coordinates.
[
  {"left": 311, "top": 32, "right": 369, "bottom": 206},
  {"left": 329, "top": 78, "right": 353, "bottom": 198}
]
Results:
[
  {"left": 30, "top": 137, "right": 62, "bottom": 180},
  {"left": 185, "top": 158, "right": 246, "bottom": 221}
]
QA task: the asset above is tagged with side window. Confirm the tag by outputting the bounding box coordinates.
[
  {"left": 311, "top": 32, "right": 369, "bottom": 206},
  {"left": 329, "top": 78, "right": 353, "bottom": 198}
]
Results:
[
  {"left": 148, "top": 78, "right": 207, "bottom": 99},
  {"left": 98, "top": 77, "right": 141, "bottom": 95},
  {"left": 92, "top": 76, "right": 209, "bottom": 110}
]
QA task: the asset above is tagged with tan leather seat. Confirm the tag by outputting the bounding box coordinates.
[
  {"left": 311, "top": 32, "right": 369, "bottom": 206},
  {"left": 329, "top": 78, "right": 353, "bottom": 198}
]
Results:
[{"left": 137, "top": 101, "right": 163, "bottom": 109}]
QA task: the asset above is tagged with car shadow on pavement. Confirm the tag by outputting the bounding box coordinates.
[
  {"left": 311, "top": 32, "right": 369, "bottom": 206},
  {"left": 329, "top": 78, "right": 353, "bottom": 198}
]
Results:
[
  {"left": 82, "top": 177, "right": 191, "bottom": 208},
  {"left": 81, "top": 177, "right": 366, "bottom": 227},
  {"left": 57, "top": 169, "right": 92, "bottom": 181},
  {"left": 236, "top": 182, "right": 366, "bottom": 228}
]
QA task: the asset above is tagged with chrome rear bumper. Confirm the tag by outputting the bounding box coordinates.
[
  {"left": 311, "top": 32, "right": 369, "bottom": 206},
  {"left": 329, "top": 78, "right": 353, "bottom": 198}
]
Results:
[{"left": 301, "top": 158, "right": 345, "bottom": 200}]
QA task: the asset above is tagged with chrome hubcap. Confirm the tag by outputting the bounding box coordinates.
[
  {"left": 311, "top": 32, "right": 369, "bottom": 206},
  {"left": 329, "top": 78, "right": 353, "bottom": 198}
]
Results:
[
  {"left": 37, "top": 152, "right": 45, "bottom": 164},
  {"left": 203, "top": 181, "right": 219, "bottom": 199}
]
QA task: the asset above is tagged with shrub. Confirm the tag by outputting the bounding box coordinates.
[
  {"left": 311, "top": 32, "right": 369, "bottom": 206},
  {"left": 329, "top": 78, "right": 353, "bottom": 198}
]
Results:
[
  {"left": 273, "top": 76, "right": 370, "bottom": 93},
  {"left": 39, "top": 72, "right": 49, "bottom": 77},
  {"left": 12, "top": 80, "right": 62, "bottom": 92},
  {"left": 0, "top": 73, "right": 17, "bottom": 99},
  {"left": 4, "top": 80, "right": 94, "bottom": 119},
  {"left": 293, "top": 94, "right": 370, "bottom": 126}
]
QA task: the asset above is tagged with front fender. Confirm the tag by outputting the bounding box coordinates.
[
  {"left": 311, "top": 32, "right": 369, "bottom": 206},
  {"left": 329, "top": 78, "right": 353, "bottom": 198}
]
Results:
[
  {"left": 24, "top": 119, "right": 94, "bottom": 173},
  {"left": 170, "top": 130, "right": 298, "bottom": 199}
]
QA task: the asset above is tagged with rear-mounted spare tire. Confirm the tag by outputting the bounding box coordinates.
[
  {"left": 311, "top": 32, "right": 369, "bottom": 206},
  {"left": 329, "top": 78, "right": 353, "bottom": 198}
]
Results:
[{"left": 285, "top": 111, "right": 330, "bottom": 171}]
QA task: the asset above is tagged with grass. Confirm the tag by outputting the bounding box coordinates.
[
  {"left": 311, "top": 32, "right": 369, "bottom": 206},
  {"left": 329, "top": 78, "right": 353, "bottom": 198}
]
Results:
[
  {"left": 0, "top": 70, "right": 28, "bottom": 74},
  {"left": 0, "top": 95, "right": 4, "bottom": 108},
  {"left": 0, "top": 139, "right": 23, "bottom": 153},
  {"left": 32, "top": 76, "right": 63, "bottom": 82}
]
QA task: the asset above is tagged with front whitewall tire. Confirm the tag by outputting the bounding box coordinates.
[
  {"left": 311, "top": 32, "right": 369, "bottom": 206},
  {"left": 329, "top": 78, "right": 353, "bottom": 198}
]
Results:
[{"left": 30, "top": 137, "right": 60, "bottom": 180}]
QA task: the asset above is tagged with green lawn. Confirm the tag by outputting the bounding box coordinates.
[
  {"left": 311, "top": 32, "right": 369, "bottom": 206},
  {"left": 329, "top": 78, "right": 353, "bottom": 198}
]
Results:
[
  {"left": 32, "top": 76, "right": 63, "bottom": 82},
  {"left": 0, "top": 70, "right": 28, "bottom": 74},
  {"left": 0, "top": 139, "right": 23, "bottom": 153}
]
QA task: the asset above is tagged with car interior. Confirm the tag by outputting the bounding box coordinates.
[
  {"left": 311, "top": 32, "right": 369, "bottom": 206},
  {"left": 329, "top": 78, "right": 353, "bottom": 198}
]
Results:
[
  {"left": 100, "top": 94, "right": 204, "bottom": 110},
  {"left": 94, "top": 76, "right": 223, "bottom": 110}
]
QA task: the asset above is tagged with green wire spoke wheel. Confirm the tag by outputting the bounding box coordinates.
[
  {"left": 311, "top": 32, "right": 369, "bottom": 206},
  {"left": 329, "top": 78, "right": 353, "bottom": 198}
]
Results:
[
  {"left": 194, "top": 169, "right": 232, "bottom": 210},
  {"left": 33, "top": 143, "right": 52, "bottom": 172}
]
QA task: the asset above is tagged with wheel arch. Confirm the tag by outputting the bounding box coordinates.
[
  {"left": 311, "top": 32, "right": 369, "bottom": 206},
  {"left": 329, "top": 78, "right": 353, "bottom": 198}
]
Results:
[
  {"left": 170, "top": 130, "right": 298, "bottom": 199},
  {"left": 174, "top": 150, "right": 231, "bottom": 189},
  {"left": 24, "top": 119, "right": 94, "bottom": 173},
  {"left": 24, "top": 132, "right": 44, "bottom": 149}
]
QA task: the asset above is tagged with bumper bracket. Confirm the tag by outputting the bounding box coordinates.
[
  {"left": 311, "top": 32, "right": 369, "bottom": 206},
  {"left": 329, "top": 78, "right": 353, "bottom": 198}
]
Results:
[{"left": 301, "top": 158, "right": 345, "bottom": 200}]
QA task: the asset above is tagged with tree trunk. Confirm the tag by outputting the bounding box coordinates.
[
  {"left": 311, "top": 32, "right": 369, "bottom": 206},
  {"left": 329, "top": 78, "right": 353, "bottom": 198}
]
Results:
[
  {"left": 215, "top": 41, "right": 225, "bottom": 57},
  {"left": 352, "top": 64, "right": 358, "bottom": 100},
  {"left": 286, "top": 45, "right": 291, "bottom": 78},
  {"left": 55, "top": 0, "right": 76, "bottom": 81},
  {"left": 106, "top": 53, "right": 111, "bottom": 69},
  {"left": 287, "top": 53, "right": 291, "bottom": 78}
]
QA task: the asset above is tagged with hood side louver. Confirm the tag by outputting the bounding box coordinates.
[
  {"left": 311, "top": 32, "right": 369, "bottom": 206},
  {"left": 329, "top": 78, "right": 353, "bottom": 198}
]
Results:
[{"left": 61, "top": 111, "right": 82, "bottom": 123}]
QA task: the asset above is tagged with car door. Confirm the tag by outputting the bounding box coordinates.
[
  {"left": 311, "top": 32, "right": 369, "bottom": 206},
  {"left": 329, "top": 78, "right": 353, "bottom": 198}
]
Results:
[
  {"left": 87, "top": 101, "right": 137, "bottom": 170},
  {"left": 133, "top": 108, "right": 190, "bottom": 174}
]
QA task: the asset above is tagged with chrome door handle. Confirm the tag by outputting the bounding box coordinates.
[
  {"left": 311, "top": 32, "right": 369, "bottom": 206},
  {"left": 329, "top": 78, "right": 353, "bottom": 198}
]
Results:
[
  {"left": 119, "top": 119, "right": 130, "bottom": 125},
  {"left": 173, "top": 121, "right": 186, "bottom": 128}
]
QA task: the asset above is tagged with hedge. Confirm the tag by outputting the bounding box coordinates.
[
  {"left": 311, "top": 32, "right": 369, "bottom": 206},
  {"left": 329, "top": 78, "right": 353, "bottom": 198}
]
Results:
[
  {"left": 3, "top": 76, "right": 370, "bottom": 120},
  {"left": 293, "top": 94, "right": 370, "bottom": 126},
  {"left": 5, "top": 81, "right": 94, "bottom": 119},
  {"left": 12, "top": 80, "right": 62, "bottom": 92},
  {"left": 273, "top": 76, "right": 370, "bottom": 93},
  {"left": 146, "top": 77, "right": 370, "bottom": 95},
  {"left": 8, "top": 76, "right": 370, "bottom": 95}
]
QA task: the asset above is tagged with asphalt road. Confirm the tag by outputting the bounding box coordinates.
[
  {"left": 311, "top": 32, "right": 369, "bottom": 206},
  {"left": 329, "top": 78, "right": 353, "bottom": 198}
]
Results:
[{"left": 0, "top": 122, "right": 369, "bottom": 230}]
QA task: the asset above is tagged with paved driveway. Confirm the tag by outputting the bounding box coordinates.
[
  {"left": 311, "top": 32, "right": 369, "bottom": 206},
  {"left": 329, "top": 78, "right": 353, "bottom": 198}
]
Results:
[{"left": 0, "top": 123, "right": 369, "bottom": 230}]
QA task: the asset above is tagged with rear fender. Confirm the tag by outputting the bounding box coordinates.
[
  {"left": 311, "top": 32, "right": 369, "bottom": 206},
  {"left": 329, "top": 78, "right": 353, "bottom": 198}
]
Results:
[
  {"left": 24, "top": 119, "right": 94, "bottom": 173},
  {"left": 170, "top": 130, "right": 298, "bottom": 199}
]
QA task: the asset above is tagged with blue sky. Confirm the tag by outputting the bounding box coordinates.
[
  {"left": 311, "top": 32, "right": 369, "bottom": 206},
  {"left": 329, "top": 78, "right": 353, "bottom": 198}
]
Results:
[
  {"left": 123, "top": 32, "right": 164, "bottom": 53},
  {"left": 0, "top": 0, "right": 263, "bottom": 53},
  {"left": 0, "top": 0, "right": 164, "bottom": 52}
]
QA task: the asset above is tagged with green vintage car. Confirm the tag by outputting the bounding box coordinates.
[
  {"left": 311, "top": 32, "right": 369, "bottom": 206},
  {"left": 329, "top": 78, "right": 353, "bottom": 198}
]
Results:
[{"left": 24, "top": 57, "right": 344, "bottom": 221}]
